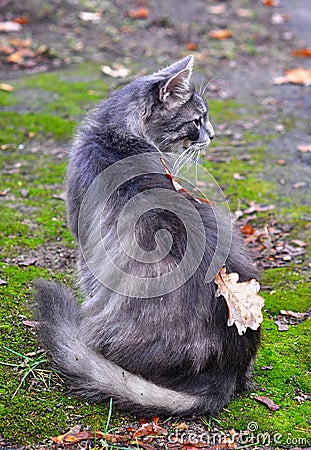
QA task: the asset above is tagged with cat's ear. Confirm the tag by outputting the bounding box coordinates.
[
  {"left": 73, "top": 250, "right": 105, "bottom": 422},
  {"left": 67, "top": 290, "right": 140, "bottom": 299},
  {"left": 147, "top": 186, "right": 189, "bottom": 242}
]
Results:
[{"left": 159, "top": 55, "right": 194, "bottom": 104}]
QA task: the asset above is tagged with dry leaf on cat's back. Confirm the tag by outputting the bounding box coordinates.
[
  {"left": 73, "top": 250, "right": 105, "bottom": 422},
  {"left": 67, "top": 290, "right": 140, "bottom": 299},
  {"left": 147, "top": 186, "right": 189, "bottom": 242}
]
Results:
[{"left": 214, "top": 266, "right": 264, "bottom": 335}]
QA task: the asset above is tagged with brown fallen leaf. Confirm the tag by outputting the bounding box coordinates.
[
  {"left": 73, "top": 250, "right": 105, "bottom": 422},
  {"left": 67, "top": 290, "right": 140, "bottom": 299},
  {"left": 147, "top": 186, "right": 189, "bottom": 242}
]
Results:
[
  {"left": 22, "top": 320, "right": 39, "bottom": 328},
  {"left": 271, "top": 12, "right": 288, "bottom": 25},
  {"left": 273, "top": 68, "right": 311, "bottom": 86},
  {"left": 291, "top": 239, "right": 307, "bottom": 247},
  {"left": 214, "top": 266, "right": 264, "bottom": 335},
  {"left": 0, "top": 21, "right": 22, "bottom": 32},
  {"left": 280, "top": 310, "right": 308, "bottom": 320},
  {"left": 209, "top": 29, "right": 232, "bottom": 40},
  {"left": 128, "top": 7, "right": 150, "bottom": 19},
  {"left": 13, "top": 15, "right": 30, "bottom": 25},
  {"left": 78, "top": 11, "right": 101, "bottom": 23},
  {"left": 18, "top": 257, "right": 37, "bottom": 267},
  {"left": 187, "top": 42, "right": 198, "bottom": 51},
  {"left": 260, "top": 365, "right": 273, "bottom": 370},
  {"left": 260, "top": 0, "right": 278, "bottom": 5},
  {"left": 274, "top": 320, "right": 289, "bottom": 332},
  {"left": 297, "top": 144, "right": 311, "bottom": 153},
  {"left": 291, "top": 48, "right": 311, "bottom": 58},
  {"left": 254, "top": 395, "right": 280, "bottom": 411},
  {"left": 207, "top": 4, "right": 226, "bottom": 15},
  {"left": 240, "top": 223, "right": 256, "bottom": 236},
  {"left": 101, "top": 63, "right": 130, "bottom": 78},
  {"left": 133, "top": 417, "right": 167, "bottom": 439},
  {"left": 52, "top": 426, "right": 128, "bottom": 445},
  {"left": 7, "top": 48, "right": 35, "bottom": 64},
  {"left": 0, "top": 83, "right": 14, "bottom": 92}
]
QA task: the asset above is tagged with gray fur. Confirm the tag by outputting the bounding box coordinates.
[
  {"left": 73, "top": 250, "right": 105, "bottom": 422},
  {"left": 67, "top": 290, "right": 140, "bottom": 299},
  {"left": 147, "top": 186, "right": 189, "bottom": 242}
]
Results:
[{"left": 34, "top": 56, "right": 260, "bottom": 417}]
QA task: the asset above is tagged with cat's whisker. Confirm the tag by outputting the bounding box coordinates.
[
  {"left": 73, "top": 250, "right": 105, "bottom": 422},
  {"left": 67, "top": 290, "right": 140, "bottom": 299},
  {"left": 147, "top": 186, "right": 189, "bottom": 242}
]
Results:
[{"left": 202, "top": 77, "right": 217, "bottom": 98}]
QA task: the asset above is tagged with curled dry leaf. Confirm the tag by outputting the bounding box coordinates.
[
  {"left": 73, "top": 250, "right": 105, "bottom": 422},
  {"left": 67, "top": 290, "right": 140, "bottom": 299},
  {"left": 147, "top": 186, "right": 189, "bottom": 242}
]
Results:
[
  {"left": 254, "top": 395, "right": 280, "bottom": 411},
  {"left": 297, "top": 144, "right": 311, "bottom": 153},
  {"left": 209, "top": 29, "right": 232, "bottom": 40},
  {"left": 0, "top": 83, "right": 14, "bottom": 92},
  {"left": 274, "top": 319, "right": 289, "bottom": 332},
  {"left": 273, "top": 68, "right": 311, "bottom": 86},
  {"left": 0, "top": 21, "right": 22, "bottom": 32},
  {"left": 207, "top": 4, "right": 226, "bottom": 15},
  {"left": 78, "top": 11, "right": 101, "bottom": 23},
  {"left": 128, "top": 7, "right": 150, "bottom": 19},
  {"left": 291, "top": 48, "right": 311, "bottom": 58},
  {"left": 260, "top": 0, "right": 278, "bottom": 6},
  {"left": 240, "top": 223, "right": 256, "bottom": 236},
  {"left": 101, "top": 63, "right": 130, "bottom": 78},
  {"left": 214, "top": 266, "right": 264, "bottom": 335},
  {"left": 187, "top": 42, "right": 198, "bottom": 51}
]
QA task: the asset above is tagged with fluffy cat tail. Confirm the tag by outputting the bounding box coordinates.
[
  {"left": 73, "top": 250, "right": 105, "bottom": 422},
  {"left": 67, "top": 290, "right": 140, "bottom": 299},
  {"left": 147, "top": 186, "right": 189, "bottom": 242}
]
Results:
[{"left": 34, "top": 280, "right": 202, "bottom": 416}]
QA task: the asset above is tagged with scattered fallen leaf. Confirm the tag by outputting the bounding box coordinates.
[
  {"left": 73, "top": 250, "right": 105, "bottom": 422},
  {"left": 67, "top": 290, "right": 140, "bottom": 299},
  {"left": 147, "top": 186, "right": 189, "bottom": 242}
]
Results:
[
  {"left": 240, "top": 223, "right": 256, "bottom": 236},
  {"left": 260, "top": 365, "right": 273, "bottom": 370},
  {"left": 280, "top": 310, "right": 308, "bottom": 320},
  {"left": 7, "top": 48, "right": 35, "bottom": 64},
  {"left": 254, "top": 396, "right": 280, "bottom": 411},
  {"left": 13, "top": 15, "right": 30, "bottom": 25},
  {"left": 78, "top": 11, "right": 101, "bottom": 23},
  {"left": 22, "top": 320, "right": 39, "bottom": 328},
  {"left": 133, "top": 417, "right": 167, "bottom": 439},
  {"left": 297, "top": 144, "right": 311, "bottom": 153},
  {"left": 293, "top": 181, "right": 307, "bottom": 189},
  {"left": 0, "top": 189, "right": 10, "bottom": 196},
  {"left": 291, "top": 239, "right": 307, "bottom": 247},
  {"left": 187, "top": 42, "right": 198, "bottom": 51},
  {"left": 277, "top": 159, "right": 286, "bottom": 165},
  {"left": 207, "top": 4, "right": 226, "bottom": 15},
  {"left": 273, "top": 68, "right": 311, "bottom": 86},
  {"left": 233, "top": 172, "right": 246, "bottom": 180},
  {"left": 260, "top": 0, "right": 278, "bottom": 6},
  {"left": 243, "top": 202, "right": 275, "bottom": 215},
  {"left": 237, "top": 8, "right": 252, "bottom": 17},
  {"left": 20, "top": 189, "right": 29, "bottom": 198},
  {"left": 0, "top": 83, "right": 14, "bottom": 92},
  {"left": 18, "top": 257, "right": 37, "bottom": 267},
  {"left": 271, "top": 12, "right": 288, "bottom": 25},
  {"left": 274, "top": 320, "right": 289, "bottom": 332},
  {"left": 209, "top": 29, "right": 232, "bottom": 40},
  {"left": 101, "top": 63, "right": 130, "bottom": 78},
  {"left": 291, "top": 48, "right": 311, "bottom": 58},
  {"left": 0, "top": 278, "right": 8, "bottom": 286},
  {"left": 128, "top": 7, "right": 150, "bottom": 19},
  {"left": 52, "top": 191, "right": 67, "bottom": 201},
  {"left": 0, "top": 21, "right": 22, "bottom": 32},
  {"left": 214, "top": 266, "right": 264, "bottom": 335},
  {"left": 9, "top": 38, "right": 32, "bottom": 47}
]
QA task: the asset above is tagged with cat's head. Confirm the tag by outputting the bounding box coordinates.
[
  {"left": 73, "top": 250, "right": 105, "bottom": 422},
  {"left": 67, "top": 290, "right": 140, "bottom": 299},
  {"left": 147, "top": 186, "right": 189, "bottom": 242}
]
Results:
[{"left": 141, "top": 56, "right": 215, "bottom": 155}]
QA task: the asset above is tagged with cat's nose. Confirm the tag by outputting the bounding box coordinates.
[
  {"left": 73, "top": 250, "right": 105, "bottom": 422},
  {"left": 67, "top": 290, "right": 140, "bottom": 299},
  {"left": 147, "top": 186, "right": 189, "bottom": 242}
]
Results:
[{"left": 206, "top": 121, "right": 215, "bottom": 140}]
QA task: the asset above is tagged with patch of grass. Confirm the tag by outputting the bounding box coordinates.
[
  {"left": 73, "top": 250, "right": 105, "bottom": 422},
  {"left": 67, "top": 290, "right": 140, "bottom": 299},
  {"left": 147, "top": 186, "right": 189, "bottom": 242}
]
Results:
[
  {"left": 219, "top": 318, "right": 311, "bottom": 446},
  {"left": 0, "top": 112, "right": 75, "bottom": 146}
]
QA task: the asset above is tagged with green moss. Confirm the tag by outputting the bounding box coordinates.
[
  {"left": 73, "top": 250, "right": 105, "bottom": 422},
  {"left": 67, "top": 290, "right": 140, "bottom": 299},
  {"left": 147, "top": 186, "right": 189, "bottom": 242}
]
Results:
[{"left": 0, "top": 112, "right": 75, "bottom": 146}]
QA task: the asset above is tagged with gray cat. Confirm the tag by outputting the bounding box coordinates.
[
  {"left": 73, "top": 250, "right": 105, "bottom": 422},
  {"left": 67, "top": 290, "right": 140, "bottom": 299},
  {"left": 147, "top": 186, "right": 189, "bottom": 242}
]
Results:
[{"left": 34, "top": 56, "right": 260, "bottom": 417}]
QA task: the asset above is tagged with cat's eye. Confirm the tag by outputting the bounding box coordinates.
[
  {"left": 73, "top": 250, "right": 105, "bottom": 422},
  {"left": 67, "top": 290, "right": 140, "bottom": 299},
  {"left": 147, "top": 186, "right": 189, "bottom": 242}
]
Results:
[{"left": 193, "top": 118, "right": 201, "bottom": 129}]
